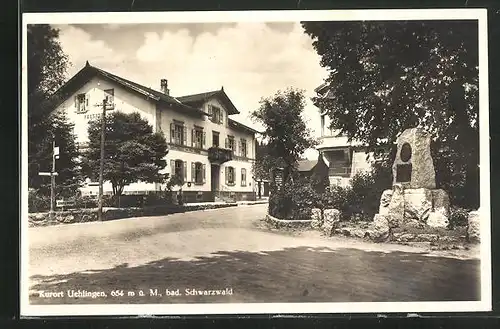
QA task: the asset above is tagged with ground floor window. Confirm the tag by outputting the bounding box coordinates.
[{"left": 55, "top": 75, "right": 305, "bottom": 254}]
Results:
[
  {"left": 171, "top": 159, "right": 187, "bottom": 183},
  {"left": 226, "top": 166, "right": 235, "bottom": 185},
  {"left": 241, "top": 168, "right": 247, "bottom": 186},
  {"left": 192, "top": 162, "right": 206, "bottom": 184}
]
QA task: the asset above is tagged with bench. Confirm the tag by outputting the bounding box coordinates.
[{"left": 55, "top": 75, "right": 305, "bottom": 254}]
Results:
[{"left": 56, "top": 199, "right": 76, "bottom": 210}]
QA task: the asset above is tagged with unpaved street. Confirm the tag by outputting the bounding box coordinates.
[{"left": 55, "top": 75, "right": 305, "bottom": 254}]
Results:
[{"left": 28, "top": 204, "right": 480, "bottom": 304}]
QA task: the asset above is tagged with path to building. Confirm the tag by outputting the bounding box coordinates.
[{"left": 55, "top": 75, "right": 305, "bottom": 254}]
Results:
[{"left": 28, "top": 204, "right": 480, "bottom": 305}]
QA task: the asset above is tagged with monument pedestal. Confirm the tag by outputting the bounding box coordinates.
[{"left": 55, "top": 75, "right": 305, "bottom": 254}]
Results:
[
  {"left": 377, "top": 184, "right": 450, "bottom": 228},
  {"left": 374, "top": 128, "right": 451, "bottom": 229}
]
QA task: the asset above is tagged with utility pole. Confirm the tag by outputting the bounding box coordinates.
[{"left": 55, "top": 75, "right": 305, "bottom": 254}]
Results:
[
  {"left": 97, "top": 97, "right": 107, "bottom": 221},
  {"left": 50, "top": 138, "right": 56, "bottom": 214}
]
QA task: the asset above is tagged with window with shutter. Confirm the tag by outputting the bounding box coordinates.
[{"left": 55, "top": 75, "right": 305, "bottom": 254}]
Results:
[
  {"left": 193, "top": 162, "right": 203, "bottom": 184},
  {"left": 203, "top": 131, "right": 206, "bottom": 147},
  {"left": 226, "top": 166, "right": 235, "bottom": 185},
  {"left": 170, "top": 160, "right": 175, "bottom": 176},
  {"left": 183, "top": 161, "right": 187, "bottom": 181},
  {"left": 212, "top": 131, "right": 220, "bottom": 148},
  {"left": 227, "top": 136, "right": 235, "bottom": 152},
  {"left": 241, "top": 139, "right": 247, "bottom": 158},
  {"left": 170, "top": 123, "right": 175, "bottom": 143},
  {"left": 225, "top": 168, "right": 229, "bottom": 184},
  {"left": 225, "top": 138, "right": 229, "bottom": 149},
  {"left": 193, "top": 127, "right": 203, "bottom": 149},
  {"left": 241, "top": 168, "right": 247, "bottom": 186},
  {"left": 191, "top": 162, "right": 196, "bottom": 182},
  {"left": 183, "top": 127, "right": 188, "bottom": 146},
  {"left": 75, "top": 93, "right": 86, "bottom": 113},
  {"left": 238, "top": 140, "right": 242, "bottom": 156},
  {"left": 202, "top": 164, "right": 206, "bottom": 183},
  {"left": 191, "top": 129, "right": 195, "bottom": 147}
]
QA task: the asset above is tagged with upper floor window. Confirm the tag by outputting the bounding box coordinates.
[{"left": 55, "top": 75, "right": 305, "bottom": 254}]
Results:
[
  {"left": 170, "top": 121, "right": 187, "bottom": 146},
  {"left": 208, "top": 105, "right": 223, "bottom": 124},
  {"left": 212, "top": 131, "right": 220, "bottom": 148},
  {"left": 75, "top": 93, "right": 88, "bottom": 113},
  {"left": 226, "top": 166, "right": 235, "bottom": 185},
  {"left": 191, "top": 162, "right": 206, "bottom": 184},
  {"left": 239, "top": 139, "right": 247, "bottom": 157},
  {"left": 104, "top": 89, "right": 114, "bottom": 106},
  {"left": 226, "top": 135, "right": 235, "bottom": 152},
  {"left": 192, "top": 127, "right": 206, "bottom": 149}
]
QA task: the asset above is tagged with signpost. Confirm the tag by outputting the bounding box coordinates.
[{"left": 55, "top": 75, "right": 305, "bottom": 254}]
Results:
[{"left": 38, "top": 138, "right": 59, "bottom": 215}]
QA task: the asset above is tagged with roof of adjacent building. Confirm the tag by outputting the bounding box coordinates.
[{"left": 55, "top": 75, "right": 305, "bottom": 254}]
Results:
[
  {"left": 297, "top": 159, "right": 318, "bottom": 172},
  {"left": 52, "top": 61, "right": 260, "bottom": 134}
]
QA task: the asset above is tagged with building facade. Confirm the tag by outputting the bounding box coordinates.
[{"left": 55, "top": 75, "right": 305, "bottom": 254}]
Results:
[
  {"left": 314, "top": 83, "right": 373, "bottom": 187},
  {"left": 53, "top": 62, "right": 259, "bottom": 202}
]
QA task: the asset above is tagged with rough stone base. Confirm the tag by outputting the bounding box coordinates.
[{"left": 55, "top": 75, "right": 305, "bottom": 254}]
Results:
[
  {"left": 311, "top": 208, "right": 323, "bottom": 230},
  {"left": 467, "top": 209, "right": 480, "bottom": 243},
  {"left": 374, "top": 185, "right": 450, "bottom": 229},
  {"left": 321, "top": 208, "right": 340, "bottom": 236}
]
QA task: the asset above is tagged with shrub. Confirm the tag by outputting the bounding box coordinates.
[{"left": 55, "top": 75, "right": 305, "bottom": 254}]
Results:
[
  {"left": 268, "top": 178, "right": 318, "bottom": 220},
  {"left": 449, "top": 206, "right": 470, "bottom": 229},
  {"left": 73, "top": 195, "right": 98, "bottom": 209},
  {"left": 28, "top": 189, "right": 51, "bottom": 213}
]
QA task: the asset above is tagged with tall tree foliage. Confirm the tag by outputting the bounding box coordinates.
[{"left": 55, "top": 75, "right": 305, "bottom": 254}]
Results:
[
  {"left": 302, "top": 20, "right": 480, "bottom": 208},
  {"left": 251, "top": 140, "right": 271, "bottom": 182},
  {"left": 251, "top": 88, "right": 317, "bottom": 184},
  {"left": 82, "top": 112, "right": 169, "bottom": 196},
  {"left": 27, "top": 24, "right": 82, "bottom": 196}
]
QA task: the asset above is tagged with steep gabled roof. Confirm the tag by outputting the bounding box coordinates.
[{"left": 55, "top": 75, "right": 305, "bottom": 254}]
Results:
[
  {"left": 52, "top": 61, "right": 208, "bottom": 116},
  {"left": 176, "top": 88, "right": 240, "bottom": 115},
  {"left": 228, "top": 118, "right": 262, "bottom": 135}
]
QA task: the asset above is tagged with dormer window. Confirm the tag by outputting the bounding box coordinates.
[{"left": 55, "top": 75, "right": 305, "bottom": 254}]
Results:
[
  {"left": 208, "top": 105, "right": 223, "bottom": 124},
  {"left": 75, "top": 93, "right": 88, "bottom": 113}
]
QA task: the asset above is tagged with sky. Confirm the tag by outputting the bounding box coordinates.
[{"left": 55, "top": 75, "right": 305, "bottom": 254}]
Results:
[{"left": 53, "top": 22, "right": 329, "bottom": 159}]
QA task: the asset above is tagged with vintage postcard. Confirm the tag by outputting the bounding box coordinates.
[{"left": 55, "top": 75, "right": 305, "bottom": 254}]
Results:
[{"left": 21, "top": 9, "right": 490, "bottom": 316}]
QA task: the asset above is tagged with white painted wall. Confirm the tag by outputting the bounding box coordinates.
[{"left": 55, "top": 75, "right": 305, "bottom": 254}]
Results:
[
  {"left": 56, "top": 77, "right": 256, "bottom": 195},
  {"left": 56, "top": 76, "right": 157, "bottom": 145}
]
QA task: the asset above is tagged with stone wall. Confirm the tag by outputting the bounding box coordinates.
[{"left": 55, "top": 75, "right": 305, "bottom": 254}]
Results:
[
  {"left": 265, "top": 214, "right": 312, "bottom": 229},
  {"left": 28, "top": 203, "right": 238, "bottom": 227}
]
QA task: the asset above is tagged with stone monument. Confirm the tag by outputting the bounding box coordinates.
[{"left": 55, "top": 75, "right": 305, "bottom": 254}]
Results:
[{"left": 374, "top": 128, "right": 450, "bottom": 228}]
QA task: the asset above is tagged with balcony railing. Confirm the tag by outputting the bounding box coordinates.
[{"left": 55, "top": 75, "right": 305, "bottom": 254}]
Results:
[{"left": 208, "top": 147, "right": 233, "bottom": 164}]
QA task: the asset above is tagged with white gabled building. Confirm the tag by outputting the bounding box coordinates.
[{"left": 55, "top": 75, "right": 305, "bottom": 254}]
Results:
[
  {"left": 314, "top": 83, "right": 373, "bottom": 187},
  {"left": 53, "top": 61, "right": 260, "bottom": 202}
]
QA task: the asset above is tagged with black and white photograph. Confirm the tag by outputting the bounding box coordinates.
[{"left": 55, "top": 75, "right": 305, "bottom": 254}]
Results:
[{"left": 21, "top": 9, "right": 491, "bottom": 316}]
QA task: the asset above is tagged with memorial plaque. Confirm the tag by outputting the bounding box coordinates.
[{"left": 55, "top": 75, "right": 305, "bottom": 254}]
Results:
[
  {"left": 400, "top": 142, "right": 412, "bottom": 162},
  {"left": 396, "top": 163, "right": 412, "bottom": 183}
]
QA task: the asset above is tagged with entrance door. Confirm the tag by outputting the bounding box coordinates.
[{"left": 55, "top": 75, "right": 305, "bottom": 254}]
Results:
[
  {"left": 263, "top": 181, "right": 270, "bottom": 197},
  {"left": 211, "top": 164, "right": 220, "bottom": 193}
]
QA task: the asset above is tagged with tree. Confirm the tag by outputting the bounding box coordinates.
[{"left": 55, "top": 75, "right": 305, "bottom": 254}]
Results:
[
  {"left": 82, "top": 112, "right": 169, "bottom": 196},
  {"left": 28, "top": 111, "right": 82, "bottom": 197},
  {"left": 251, "top": 88, "right": 317, "bottom": 185},
  {"left": 251, "top": 140, "right": 270, "bottom": 182},
  {"left": 302, "top": 20, "right": 479, "bottom": 208},
  {"left": 27, "top": 24, "right": 82, "bottom": 196}
]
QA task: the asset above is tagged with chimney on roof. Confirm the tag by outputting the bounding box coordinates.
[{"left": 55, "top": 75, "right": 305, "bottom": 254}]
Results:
[{"left": 160, "top": 79, "right": 169, "bottom": 95}]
